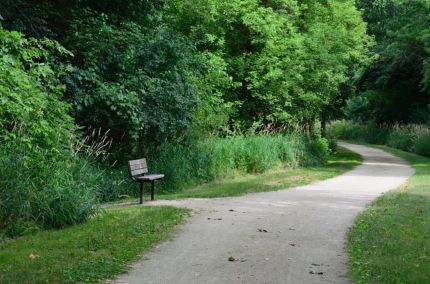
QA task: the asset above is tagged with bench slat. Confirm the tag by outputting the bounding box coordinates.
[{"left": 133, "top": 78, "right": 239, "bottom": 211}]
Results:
[
  {"left": 129, "top": 163, "right": 148, "bottom": 171},
  {"left": 134, "top": 174, "right": 164, "bottom": 181},
  {"left": 130, "top": 168, "right": 147, "bottom": 176},
  {"left": 129, "top": 159, "right": 147, "bottom": 166},
  {"left": 128, "top": 158, "right": 148, "bottom": 177}
]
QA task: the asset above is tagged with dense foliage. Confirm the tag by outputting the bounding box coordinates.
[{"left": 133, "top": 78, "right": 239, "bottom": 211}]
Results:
[
  {"left": 0, "top": 26, "right": 99, "bottom": 236},
  {"left": 0, "top": 25, "right": 74, "bottom": 154},
  {"left": 1, "top": 0, "right": 370, "bottom": 145},
  {"left": 1, "top": 0, "right": 203, "bottom": 149},
  {"left": 167, "top": 0, "right": 370, "bottom": 131},
  {"left": 345, "top": 0, "right": 430, "bottom": 124}
]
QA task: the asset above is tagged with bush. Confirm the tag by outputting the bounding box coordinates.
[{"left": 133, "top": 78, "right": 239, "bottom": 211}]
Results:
[
  {"left": 386, "top": 126, "right": 413, "bottom": 151},
  {"left": 0, "top": 26, "right": 102, "bottom": 238},
  {"left": 328, "top": 139, "right": 338, "bottom": 153},
  {"left": 307, "top": 137, "right": 331, "bottom": 165},
  {"left": 0, "top": 142, "right": 99, "bottom": 237},
  {"left": 413, "top": 134, "right": 430, "bottom": 157}
]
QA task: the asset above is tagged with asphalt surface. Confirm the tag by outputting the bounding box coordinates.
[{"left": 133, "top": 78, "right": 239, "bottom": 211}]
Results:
[{"left": 113, "top": 142, "right": 414, "bottom": 284}]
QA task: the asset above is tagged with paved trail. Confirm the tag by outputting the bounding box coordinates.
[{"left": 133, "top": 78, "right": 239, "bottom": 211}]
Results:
[{"left": 114, "top": 143, "right": 414, "bottom": 284}]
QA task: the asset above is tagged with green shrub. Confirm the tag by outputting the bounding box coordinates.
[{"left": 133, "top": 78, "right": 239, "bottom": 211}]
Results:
[
  {"left": 413, "top": 134, "right": 430, "bottom": 157},
  {"left": 0, "top": 142, "right": 98, "bottom": 237},
  {"left": 386, "top": 126, "right": 413, "bottom": 151},
  {"left": 0, "top": 26, "right": 103, "bottom": 238},
  {"left": 328, "top": 139, "right": 338, "bottom": 152},
  {"left": 35, "top": 160, "right": 98, "bottom": 228},
  {"left": 0, "top": 25, "right": 75, "bottom": 154},
  {"left": 91, "top": 166, "right": 134, "bottom": 202},
  {"left": 306, "top": 137, "right": 331, "bottom": 165}
]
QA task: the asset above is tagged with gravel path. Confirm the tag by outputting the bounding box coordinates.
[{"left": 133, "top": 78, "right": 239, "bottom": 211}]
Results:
[{"left": 113, "top": 142, "right": 414, "bottom": 284}]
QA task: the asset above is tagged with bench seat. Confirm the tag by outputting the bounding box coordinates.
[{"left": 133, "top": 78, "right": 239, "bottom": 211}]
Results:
[{"left": 134, "top": 174, "right": 165, "bottom": 181}]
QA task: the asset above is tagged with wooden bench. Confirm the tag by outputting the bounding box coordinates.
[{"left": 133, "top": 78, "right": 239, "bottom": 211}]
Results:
[{"left": 127, "top": 158, "right": 164, "bottom": 204}]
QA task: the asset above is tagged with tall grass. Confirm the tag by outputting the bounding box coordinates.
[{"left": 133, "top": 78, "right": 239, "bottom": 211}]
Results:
[
  {"left": 328, "top": 120, "right": 430, "bottom": 157},
  {"left": 0, "top": 129, "right": 120, "bottom": 238},
  {"left": 142, "top": 133, "right": 329, "bottom": 194},
  {"left": 0, "top": 142, "right": 98, "bottom": 237}
]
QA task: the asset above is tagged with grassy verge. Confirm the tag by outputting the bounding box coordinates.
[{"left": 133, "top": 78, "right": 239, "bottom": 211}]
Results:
[
  {"left": 0, "top": 206, "right": 189, "bottom": 283},
  {"left": 348, "top": 145, "right": 430, "bottom": 283},
  {"left": 114, "top": 146, "right": 362, "bottom": 202}
]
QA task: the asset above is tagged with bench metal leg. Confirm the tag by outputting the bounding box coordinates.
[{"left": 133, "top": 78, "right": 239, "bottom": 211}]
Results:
[
  {"left": 151, "top": 180, "right": 155, "bottom": 201},
  {"left": 139, "top": 182, "right": 144, "bottom": 204}
]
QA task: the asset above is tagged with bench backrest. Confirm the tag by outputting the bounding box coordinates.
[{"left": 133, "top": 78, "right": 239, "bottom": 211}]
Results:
[{"left": 128, "top": 158, "right": 148, "bottom": 178}]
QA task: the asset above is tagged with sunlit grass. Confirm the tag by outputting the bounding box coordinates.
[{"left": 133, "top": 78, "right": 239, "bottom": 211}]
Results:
[
  {"left": 0, "top": 206, "right": 189, "bottom": 283},
  {"left": 348, "top": 145, "right": 430, "bottom": 283}
]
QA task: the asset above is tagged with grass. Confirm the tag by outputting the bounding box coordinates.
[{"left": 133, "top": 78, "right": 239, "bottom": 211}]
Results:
[
  {"left": 348, "top": 145, "right": 430, "bottom": 284},
  {"left": 0, "top": 206, "right": 189, "bottom": 283},
  {"left": 114, "top": 146, "right": 363, "bottom": 201}
]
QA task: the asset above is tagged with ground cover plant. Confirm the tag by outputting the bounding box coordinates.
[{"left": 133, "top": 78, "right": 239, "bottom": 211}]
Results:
[
  {"left": 348, "top": 145, "right": 430, "bottom": 283},
  {"left": 0, "top": 206, "right": 188, "bottom": 283}
]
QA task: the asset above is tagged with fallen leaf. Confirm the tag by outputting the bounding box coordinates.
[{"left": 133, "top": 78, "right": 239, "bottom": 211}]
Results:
[
  {"left": 309, "top": 270, "right": 323, "bottom": 275},
  {"left": 29, "top": 251, "right": 39, "bottom": 260}
]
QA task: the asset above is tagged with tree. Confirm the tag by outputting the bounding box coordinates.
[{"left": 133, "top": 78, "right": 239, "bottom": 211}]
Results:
[
  {"left": 350, "top": 0, "right": 430, "bottom": 123},
  {"left": 1, "top": 0, "right": 204, "bottom": 150},
  {"left": 167, "top": 0, "right": 370, "bottom": 132}
]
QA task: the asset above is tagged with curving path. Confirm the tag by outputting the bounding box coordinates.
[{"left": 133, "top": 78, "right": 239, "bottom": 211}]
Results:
[{"left": 114, "top": 142, "right": 414, "bottom": 284}]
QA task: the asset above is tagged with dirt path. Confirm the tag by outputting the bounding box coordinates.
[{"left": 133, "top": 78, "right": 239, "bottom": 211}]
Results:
[{"left": 114, "top": 142, "right": 414, "bottom": 284}]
